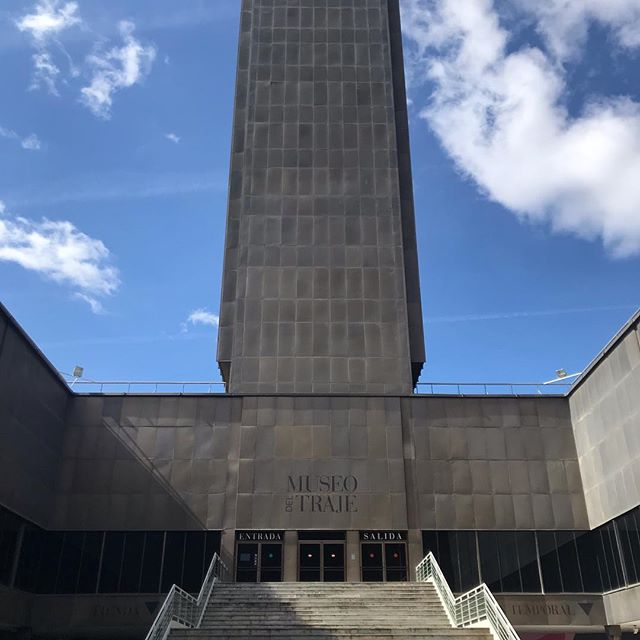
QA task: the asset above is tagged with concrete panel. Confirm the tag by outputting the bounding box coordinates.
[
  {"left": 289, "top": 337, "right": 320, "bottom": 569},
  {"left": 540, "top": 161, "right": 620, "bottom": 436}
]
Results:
[
  {"left": 570, "top": 316, "right": 640, "bottom": 527},
  {"left": 404, "top": 396, "right": 588, "bottom": 530},
  {"left": 0, "top": 304, "right": 70, "bottom": 527}
]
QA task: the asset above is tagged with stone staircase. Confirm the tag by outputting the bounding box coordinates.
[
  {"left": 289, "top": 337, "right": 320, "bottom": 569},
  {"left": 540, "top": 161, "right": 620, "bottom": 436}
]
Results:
[{"left": 169, "top": 582, "right": 494, "bottom": 639}]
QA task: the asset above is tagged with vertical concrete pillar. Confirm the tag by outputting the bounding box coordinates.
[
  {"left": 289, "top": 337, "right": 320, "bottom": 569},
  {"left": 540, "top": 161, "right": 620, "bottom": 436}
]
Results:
[
  {"left": 220, "top": 529, "right": 235, "bottom": 581},
  {"left": 346, "top": 530, "right": 360, "bottom": 582},
  {"left": 605, "top": 625, "right": 622, "bottom": 640},
  {"left": 283, "top": 531, "right": 298, "bottom": 582},
  {"left": 407, "top": 529, "right": 423, "bottom": 581}
]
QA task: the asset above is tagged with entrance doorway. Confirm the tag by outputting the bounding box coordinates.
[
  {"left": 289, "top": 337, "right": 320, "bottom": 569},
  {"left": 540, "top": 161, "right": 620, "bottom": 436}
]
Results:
[
  {"left": 235, "top": 532, "right": 283, "bottom": 582},
  {"left": 299, "top": 542, "right": 345, "bottom": 582},
  {"left": 360, "top": 532, "right": 408, "bottom": 581}
]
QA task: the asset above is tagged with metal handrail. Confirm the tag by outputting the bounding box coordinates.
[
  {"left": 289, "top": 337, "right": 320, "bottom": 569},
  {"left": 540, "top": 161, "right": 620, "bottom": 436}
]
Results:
[
  {"left": 416, "top": 382, "right": 572, "bottom": 396},
  {"left": 145, "top": 552, "right": 228, "bottom": 640},
  {"left": 61, "top": 378, "right": 572, "bottom": 397},
  {"left": 416, "top": 552, "right": 520, "bottom": 640}
]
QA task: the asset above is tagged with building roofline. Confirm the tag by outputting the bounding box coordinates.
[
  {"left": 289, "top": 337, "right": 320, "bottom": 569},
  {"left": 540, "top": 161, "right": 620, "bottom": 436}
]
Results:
[
  {"left": 569, "top": 307, "right": 640, "bottom": 395},
  {"left": 0, "top": 300, "right": 70, "bottom": 393}
]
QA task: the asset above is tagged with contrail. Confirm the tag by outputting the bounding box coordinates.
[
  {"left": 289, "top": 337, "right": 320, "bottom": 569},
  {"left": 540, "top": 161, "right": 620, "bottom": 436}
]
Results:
[{"left": 426, "top": 304, "right": 638, "bottom": 324}]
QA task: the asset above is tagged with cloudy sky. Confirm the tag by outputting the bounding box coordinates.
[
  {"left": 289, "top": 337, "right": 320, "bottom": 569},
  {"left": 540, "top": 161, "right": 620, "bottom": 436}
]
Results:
[{"left": 0, "top": 0, "right": 638, "bottom": 385}]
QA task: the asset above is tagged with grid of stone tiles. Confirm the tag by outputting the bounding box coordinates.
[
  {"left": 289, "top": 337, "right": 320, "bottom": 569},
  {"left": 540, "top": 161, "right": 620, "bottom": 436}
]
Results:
[{"left": 218, "top": 0, "right": 416, "bottom": 394}]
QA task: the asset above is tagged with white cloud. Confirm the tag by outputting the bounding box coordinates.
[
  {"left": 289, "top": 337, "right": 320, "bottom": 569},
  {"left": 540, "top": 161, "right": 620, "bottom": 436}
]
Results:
[
  {"left": 73, "top": 292, "right": 105, "bottom": 314},
  {"left": 518, "top": 0, "right": 640, "bottom": 61},
  {"left": 165, "top": 133, "right": 180, "bottom": 144},
  {"left": 17, "top": 1, "right": 81, "bottom": 95},
  {"left": 1, "top": 125, "right": 44, "bottom": 152},
  {"left": 30, "top": 51, "right": 61, "bottom": 95},
  {"left": 80, "top": 21, "right": 156, "bottom": 119},
  {"left": 21, "top": 133, "right": 42, "bottom": 151},
  {"left": 0, "top": 127, "right": 18, "bottom": 140},
  {"left": 402, "top": 0, "right": 640, "bottom": 257},
  {"left": 0, "top": 207, "right": 120, "bottom": 312},
  {"left": 185, "top": 309, "right": 219, "bottom": 330},
  {"left": 0, "top": 201, "right": 6, "bottom": 215},
  {"left": 16, "top": 0, "right": 81, "bottom": 43}
]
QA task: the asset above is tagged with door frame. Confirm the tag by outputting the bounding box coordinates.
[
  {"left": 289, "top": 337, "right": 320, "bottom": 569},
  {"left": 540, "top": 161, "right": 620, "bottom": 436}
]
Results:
[
  {"left": 360, "top": 540, "right": 408, "bottom": 582},
  {"left": 233, "top": 540, "right": 284, "bottom": 584},
  {"left": 298, "top": 540, "right": 346, "bottom": 582}
]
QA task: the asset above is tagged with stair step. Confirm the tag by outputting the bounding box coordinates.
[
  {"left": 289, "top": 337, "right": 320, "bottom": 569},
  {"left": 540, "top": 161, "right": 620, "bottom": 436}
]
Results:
[{"left": 167, "top": 582, "right": 485, "bottom": 640}]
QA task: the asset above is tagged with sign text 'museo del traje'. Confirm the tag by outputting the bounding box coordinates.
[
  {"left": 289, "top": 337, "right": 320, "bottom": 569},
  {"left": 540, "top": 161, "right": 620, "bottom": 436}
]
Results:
[{"left": 285, "top": 475, "right": 358, "bottom": 513}]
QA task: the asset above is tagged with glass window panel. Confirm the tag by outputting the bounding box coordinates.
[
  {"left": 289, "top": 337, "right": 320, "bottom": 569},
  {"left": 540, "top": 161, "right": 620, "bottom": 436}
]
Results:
[
  {"left": 77, "top": 532, "right": 102, "bottom": 594},
  {"left": 499, "top": 532, "right": 522, "bottom": 592},
  {"left": 120, "top": 532, "right": 145, "bottom": 593},
  {"left": 575, "top": 530, "right": 605, "bottom": 592},
  {"left": 15, "top": 526, "right": 44, "bottom": 592},
  {"left": 140, "top": 532, "right": 164, "bottom": 593},
  {"left": 516, "top": 532, "right": 541, "bottom": 592},
  {"left": 556, "top": 531, "right": 583, "bottom": 592},
  {"left": 422, "top": 532, "right": 478, "bottom": 592},
  {"left": 161, "top": 532, "right": 186, "bottom": 592},
  {"left": 452, "top": 532, "right": 479, "bottom": 592},
  {"left": 617, "top": 508, "right": 640, "bottom": 585},
  {"left": 478, "top": 532, "right": 503, "bottom": 592},
  {"left": 537, "top": 532, "right": 563, "bottom": 593},
  {"left": 182, "top": 532, "right": 206, "bottom": 593},
  {"left": 56, "top": 532, "right": 84, "bottom": 593},
  {"left": 0, "top": 508, "right": 21, "bottom": 585},
  {"left": 204, "top": 531, "right": 221, "bottom": 571},
  {"left": 36, "top": 531, "right": 63, "bottom": 594},
  {"left": 599, "top": 523, "right": 625, "bottom": 591},
  {"left": 98, "top": 532, "right": 125, "bottom": 593}
]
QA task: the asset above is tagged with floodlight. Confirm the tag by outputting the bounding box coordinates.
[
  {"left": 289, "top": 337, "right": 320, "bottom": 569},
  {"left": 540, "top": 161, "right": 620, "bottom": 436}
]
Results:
[
  {"left": 72, "top": 366, "right": 84, "bottom": 378},
  {"left": 555, "top": 369, "right": 567, "bottom": 378}
]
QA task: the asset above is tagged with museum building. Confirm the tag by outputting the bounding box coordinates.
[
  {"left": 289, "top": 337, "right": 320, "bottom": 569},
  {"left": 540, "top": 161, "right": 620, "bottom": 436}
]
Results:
[{"left": 1, "top": 1, "right": 640, "bottom": 638}]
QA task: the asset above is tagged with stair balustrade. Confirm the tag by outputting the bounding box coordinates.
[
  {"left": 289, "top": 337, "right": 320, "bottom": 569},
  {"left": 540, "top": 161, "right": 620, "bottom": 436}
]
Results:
[
  {"left": 145, "top": 553, "right": 228, "bottom": 640},
  {"left": 416, "top": 552, "right": 520, "bottom": 640}
]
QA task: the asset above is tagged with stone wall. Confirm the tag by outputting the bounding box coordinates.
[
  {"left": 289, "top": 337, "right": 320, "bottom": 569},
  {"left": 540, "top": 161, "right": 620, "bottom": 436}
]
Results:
[
  {"left": 0, "top": 304, "right": 69, "bottom": 527},
  {"left": 569, "top": 313, "right": 640, "bottom": 528},
  {"left": 53, "top": 393, "right": 588, "bottom": 532}
]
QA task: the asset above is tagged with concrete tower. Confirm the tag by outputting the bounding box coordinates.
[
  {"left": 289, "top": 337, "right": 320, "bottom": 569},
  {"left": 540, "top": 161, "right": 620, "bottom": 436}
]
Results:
[{"left": 217, "top": 0, "right": 425, "bottom": 394}]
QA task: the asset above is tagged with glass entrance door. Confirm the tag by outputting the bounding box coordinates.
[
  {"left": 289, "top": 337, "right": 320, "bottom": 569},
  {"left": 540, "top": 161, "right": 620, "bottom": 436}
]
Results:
[
  {"left": 235, "top": 541, "right": 283, "bottom": 582},
  {"left": 361, "top": 541, "right": 407, "bottom": 581},
  {"left": 323, "top": 543, "right": 345, "bottom": 582},
  {"left": 236, "top": 543, "right": 258, "bottom": 582},
  {"left": 362, "top": 543, "right": 384, "bottom": 581},
  {"left": 384, "top": 542, "right": 407, "bottom": 581},
  {"left": 259, "top": 543, "right": 283, "bottom": 582},
  {"left": 299, "top": 542, "right": 345, "bottom": 582}
]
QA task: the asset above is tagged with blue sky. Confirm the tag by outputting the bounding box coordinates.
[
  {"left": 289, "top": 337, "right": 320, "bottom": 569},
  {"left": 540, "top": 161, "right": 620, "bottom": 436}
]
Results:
[{"left": 0, "top": 0, "right": 639, "bottom": 386}]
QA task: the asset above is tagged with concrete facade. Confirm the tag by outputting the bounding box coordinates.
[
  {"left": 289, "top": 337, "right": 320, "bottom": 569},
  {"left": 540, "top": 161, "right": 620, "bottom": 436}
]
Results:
[
  {"left": 0, "top": 305, "right": 69, "bottom": 527},
  {"left": 49, "top": 394, "right": 587, "bottom": 535},
  {"left": 2, "top": 301, "right": 640, "bottom": 637},
  {"left": 1, "top": 0, "right": 639, "bottom": 636},
  {"left": 217, "top": 0, "right": 425, "bottom": 395},
  {"left": 570, "top": 313, "right": 640, "bottom": 528}
]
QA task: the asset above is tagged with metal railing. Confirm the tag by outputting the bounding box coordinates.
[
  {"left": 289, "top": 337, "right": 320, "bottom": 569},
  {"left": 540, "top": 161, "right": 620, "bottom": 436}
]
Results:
[
  {"left": 415, "top": 382, "right": 572, "bottom": 396},
  {"left": 67, "top": 380, "right": 227, "bottom": 394},
  {"left": 145, "top": 552, "right": 228, "bottom": 640},
  {"left": 416, "top": 552, "right": 520, "bottom": 640},
  {"left": 62, "top": 378, "right": 572, "bottom": 397}
]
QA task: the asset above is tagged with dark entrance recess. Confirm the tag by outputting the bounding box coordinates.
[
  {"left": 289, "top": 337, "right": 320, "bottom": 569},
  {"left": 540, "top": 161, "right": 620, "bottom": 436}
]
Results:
[
  {"left": 360, "top": 532, "right": 408, "bottom": 582},
  {"left": 298, "top": 532, "right": 346, "bottom": 582},
  {"left": 235, "top": 531, "right": 283, "bottom": 582}
]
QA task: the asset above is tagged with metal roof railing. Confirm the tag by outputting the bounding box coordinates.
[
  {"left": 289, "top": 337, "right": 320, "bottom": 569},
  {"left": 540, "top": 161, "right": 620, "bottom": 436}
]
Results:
[
  {"left": 415, "top": 381, "right": 573, "bottom": 396},
  {"left": 62, "top": 377, "right": 573, "bottom": 396}
]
